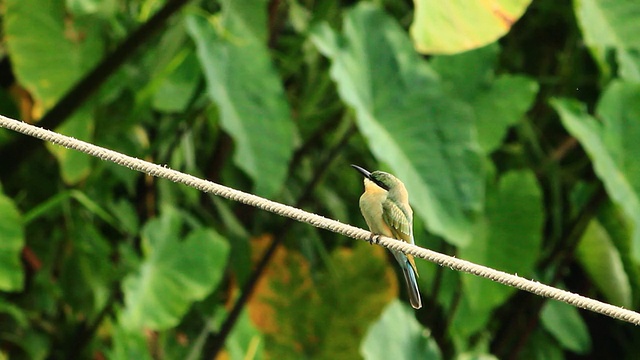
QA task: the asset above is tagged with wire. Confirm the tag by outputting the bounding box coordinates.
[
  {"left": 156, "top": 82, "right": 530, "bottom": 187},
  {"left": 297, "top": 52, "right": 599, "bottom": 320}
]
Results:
[{"left": 1, "top": 114, "right": 639, "bottom": 326}]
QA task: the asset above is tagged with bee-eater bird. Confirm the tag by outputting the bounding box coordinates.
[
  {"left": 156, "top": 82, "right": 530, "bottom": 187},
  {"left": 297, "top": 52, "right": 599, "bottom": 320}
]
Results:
[{"left": 351, "top": 164, "right": 422, "bottom": 309}]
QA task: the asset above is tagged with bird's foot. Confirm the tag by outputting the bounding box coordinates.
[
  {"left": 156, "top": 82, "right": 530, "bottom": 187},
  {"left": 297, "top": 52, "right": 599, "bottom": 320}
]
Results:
[{"left": 368, "top": 233, "right": 381, "bottom": 245}]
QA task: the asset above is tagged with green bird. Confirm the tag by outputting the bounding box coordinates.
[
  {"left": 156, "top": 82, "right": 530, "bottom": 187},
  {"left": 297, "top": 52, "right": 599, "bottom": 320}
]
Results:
[{"left": 351, "top": 164, "right": 422, "bottom": 309}]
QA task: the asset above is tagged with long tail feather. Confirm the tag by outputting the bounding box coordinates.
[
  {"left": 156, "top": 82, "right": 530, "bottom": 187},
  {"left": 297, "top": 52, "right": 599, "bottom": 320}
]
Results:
[
  {"left": 393, "top": 250, "right": 422, "bottom": 309},
  {"left": 401, "top": 259, "right": 422, "bottom": 309}
]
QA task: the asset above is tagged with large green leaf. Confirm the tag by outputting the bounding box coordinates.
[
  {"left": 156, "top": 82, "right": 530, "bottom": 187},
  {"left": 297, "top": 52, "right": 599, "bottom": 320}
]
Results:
[
  {"left": 452, "top": 171, "right": 542, "bottom": 339},
  {"left": 4, "top": 0, "right": 103, "bottom": 108},
  {"left": 431, "top": 44, "right": 538, "bottom": 153},
  {"left": 311, "top": 3, "right": 484, "bottom": 246},
  {"left": 0, "top": 193, "right": 24, "bottom": 291},
  {"left": 553, "top": 82, "right": 640, "bottom": 260},
  {"left": 576, "top": 220, "right": 632, "bottom": 307},
  {"left": 459, "top": 171, "right": 543, "bottom": 312},
  {"left": 574, "top": 0, "right": 640, "bottom": 81},
  {"left": 110, "top": 327, "right": 152, "bottom": 360},
  {"left": 120, "top": 207, "right": 230, "bottom": 330},
  {"left": 4, "top": 0, "right": 101, "bottom": 184},
  {"left": 449, "top": 294, "right": 494, "bottom": 341},
  {"left": 152, "top": 50, "right": 201, "bottom": 113},
  {"left": 618, "top": 50, "right": 640, "bottom": 82},
  {"left": 185, "top": 1, "right": 294, "bottom": 197},
  {"left": 360, "top": 300, "right": 441, "bottom": 360},
  {"left": 541, "top": 300, "right": 591, "bottom": 354},
  {"left": 472, "top": 75, "right": 538, "bottom": 152},
  {"left": 575, "top": 0, "right": 640, "bottom": 48},
  {"left": 410, "top": 0, "right": 532, "bottom": 54},
  {"left": 595, "top": 202, "right": 640, "bottom": 305}
]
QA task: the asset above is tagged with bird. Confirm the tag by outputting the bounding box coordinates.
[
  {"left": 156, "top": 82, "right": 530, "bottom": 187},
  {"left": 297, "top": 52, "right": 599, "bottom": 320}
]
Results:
[{"left": 351, "top": 164, "right": 422, "bottom": 309}]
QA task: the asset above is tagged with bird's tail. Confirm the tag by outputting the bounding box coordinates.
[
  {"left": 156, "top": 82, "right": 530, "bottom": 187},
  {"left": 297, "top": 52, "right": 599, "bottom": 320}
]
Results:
[{"left": 397, "top": 253, "right": 422, "bottom": 309}]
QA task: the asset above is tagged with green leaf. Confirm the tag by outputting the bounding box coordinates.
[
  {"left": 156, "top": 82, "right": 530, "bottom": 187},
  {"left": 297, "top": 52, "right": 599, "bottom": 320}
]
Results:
[
  {"left": 595, "top": 202, "right": 640, "bottom": 306},
  {"left": 449, "top": 295, "right": 494, "bottom": 341},
  {"left": 431, "top": 44, "right": 539, "bottom": 153},
  {"left": 23, "top": 189, "right": 117, "bottom": 227},
  {"left": 431, "top": 43, "right": 501, "bottom": 100},
  {"left": 457, "top": 354, "right": 499, "bottom": 360},
  {"left": 360, "top": 300, "right": 441, "bottom": 360},
  {"left": 618, "top": 50, "right": 640, "bottom": 82},
  {"left": 410, "top": 0, "right": 532, "bottom": 54},
  {"left": 459, "top": 171, "right": 543, "bottom": 311},
  {"left": 576, "top": 220, "right": 632, "bottom": 307},
  {"left": 16, "top": 330, "right": 51, "bottom": 360},
  {"left": 152, "top": 50, "right": 201, "bottom": 113},
  {"left": 4, "top": 0, "right": 103, "bottom": 108},
  {"left": 553, "top": 83, "right": 640, "bottom": 260},
  {"left": 311, "top": 3, "right": 484, "bottom": 246},
  {"left": 473, "top": 75, "right": 538, "bottom": 152},
  {"left": 225, "top": 309, "right": 264, "bottom": 360},
  {"left": 518, "top": 328, "right": 565, "bottom": 360},
  {"left": 0, "top": 193, "right": 25, "bottom": 291},
  {"left": 185, "top": 1, "right": 294, "bottom": 197},
  {"left": 66, "top": 0, "right": 118, "bottom": 17},
  {"left": 541, "top": 300, "right": 592, "bottom": 354},
  {"left": 120, "top": 208, "right": 230, "bottom": 330},
  {"left": 5, "top": 0, "right": 100, "bottom": 184},
  {"left": 575, "top": 0, "right": 640, "bottom": 48},
  {"left": 59, "top": 221, "right": 114, "bottom": 314},
  {"left": 110, "top": 327, "right": 152, "bottom": 360},
  {"left": 574, "top": 0, "right": 640, "bottom": 81},
  {"left": 0, "top": 298, "right": 28, "bottom": 327}
]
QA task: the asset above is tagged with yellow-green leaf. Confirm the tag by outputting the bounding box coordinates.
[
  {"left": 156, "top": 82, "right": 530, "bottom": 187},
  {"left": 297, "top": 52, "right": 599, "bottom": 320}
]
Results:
[{"left": 411, "top": 0, "right": 532, "bottom": 54}]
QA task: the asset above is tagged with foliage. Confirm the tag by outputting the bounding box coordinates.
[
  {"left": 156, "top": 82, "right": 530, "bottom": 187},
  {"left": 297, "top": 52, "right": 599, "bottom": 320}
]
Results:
[
  {"left": 1, "top": 0, "right": 640, "bottom": 358},
  {"left": 249, "top": 240, "right": 394, "bottom": 359},
  {"left": 361, "top": 300, "right": 441, "bottom": 360}
]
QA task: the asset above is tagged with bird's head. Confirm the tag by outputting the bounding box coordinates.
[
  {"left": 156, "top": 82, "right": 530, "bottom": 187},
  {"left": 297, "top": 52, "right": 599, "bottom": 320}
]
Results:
[{"left": 351, "top": 164, "right": 398, "bottom": 191}]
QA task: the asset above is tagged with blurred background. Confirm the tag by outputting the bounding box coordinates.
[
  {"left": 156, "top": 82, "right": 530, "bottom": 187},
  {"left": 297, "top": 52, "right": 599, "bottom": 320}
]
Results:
[{"left": 1, "top": 0, "right": 639, "bottom": 358}]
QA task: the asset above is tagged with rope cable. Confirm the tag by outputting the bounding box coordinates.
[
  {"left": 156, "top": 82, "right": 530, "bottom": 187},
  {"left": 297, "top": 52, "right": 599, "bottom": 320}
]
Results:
[{"left": 1, "top": 114, "right": 639, "bottom": 326}]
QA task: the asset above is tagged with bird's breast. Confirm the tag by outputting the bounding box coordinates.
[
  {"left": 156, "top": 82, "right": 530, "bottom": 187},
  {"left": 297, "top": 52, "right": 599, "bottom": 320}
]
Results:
[{"left": 359, "top": 190, "right": 393, "bottom": 236}]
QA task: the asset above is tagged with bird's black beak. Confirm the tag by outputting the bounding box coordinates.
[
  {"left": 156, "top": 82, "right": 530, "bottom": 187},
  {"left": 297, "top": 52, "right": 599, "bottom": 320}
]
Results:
[{"left": 351, "top": 164, "right": 372, "bottom": 179}]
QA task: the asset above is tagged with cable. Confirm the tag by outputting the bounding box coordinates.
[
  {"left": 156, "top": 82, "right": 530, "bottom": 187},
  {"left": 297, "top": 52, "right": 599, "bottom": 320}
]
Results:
[{"left": 1, "top": 113, "right": 639, "bottom": 326}]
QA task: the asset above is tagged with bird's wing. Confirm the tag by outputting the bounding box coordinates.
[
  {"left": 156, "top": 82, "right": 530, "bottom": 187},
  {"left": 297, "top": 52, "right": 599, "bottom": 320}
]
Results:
[
  {"left": 382, "top": 199, "right": 412, "bottom": 242},
  {"left": 382, "top": 199, "right": 419, "bottom": 276}
]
